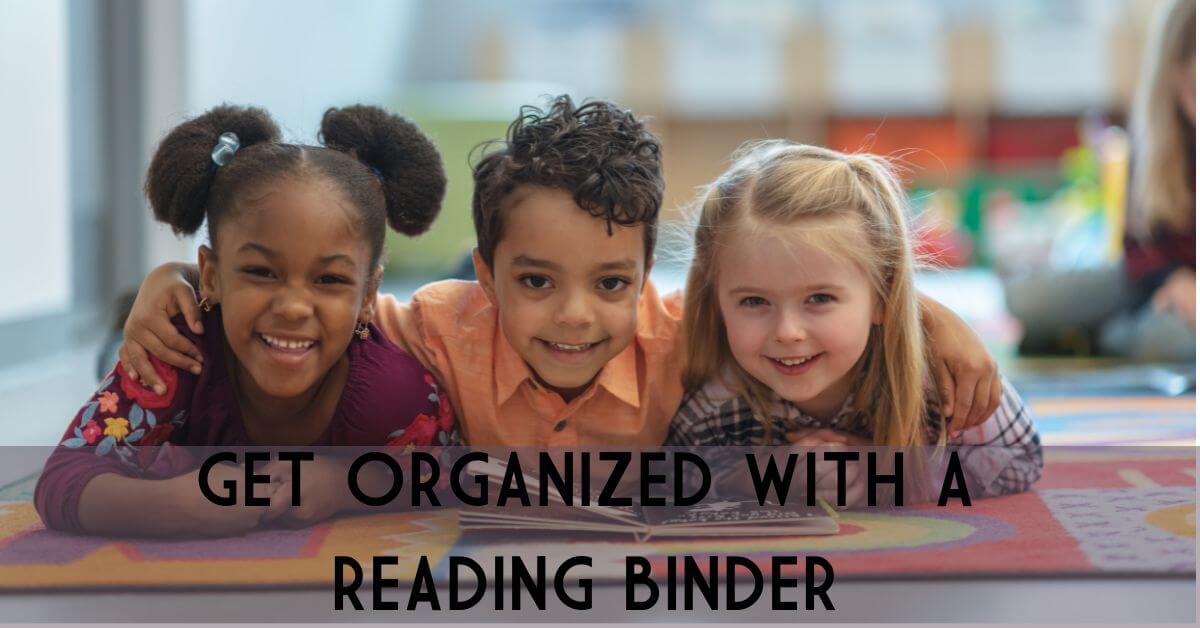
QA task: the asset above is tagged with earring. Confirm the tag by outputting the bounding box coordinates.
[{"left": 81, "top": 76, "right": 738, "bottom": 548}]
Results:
[
  {"left": 354, "top": 322, "right": 370, "bottom": 340},
  {"left": 199, "top": 297, "right": 212, "bottom": 313}
]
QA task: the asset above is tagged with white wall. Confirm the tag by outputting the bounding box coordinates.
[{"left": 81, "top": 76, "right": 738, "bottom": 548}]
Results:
[
  {"left": 131, "top": 0, "right": 418, "bottom": 269},
  {"left": 184, "top": 0, "right": 416, "bottom": 143},
  {"left": 0, "top": 0, "right": 70, "bottom": 323}
]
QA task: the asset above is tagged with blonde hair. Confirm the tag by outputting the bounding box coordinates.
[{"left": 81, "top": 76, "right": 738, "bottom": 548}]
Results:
[
  {"left": 682, "top": 141, "right": 937, "bottom": 447},
  {"left": 1130, "top": 0, "right": 1196, "bottom": 237}
]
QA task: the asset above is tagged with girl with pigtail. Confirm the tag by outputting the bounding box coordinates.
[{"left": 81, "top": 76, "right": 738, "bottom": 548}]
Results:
[
  {"left": 668, "top": 142, "right": 1043, "bottom": 507},
  {"left": 35, "top": 104, "right": 457, "bottom": 537}
]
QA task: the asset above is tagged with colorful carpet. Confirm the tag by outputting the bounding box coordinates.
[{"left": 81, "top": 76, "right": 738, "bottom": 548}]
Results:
[{"left": 0, "top": 448, "right": 1192, "bottom": 590}]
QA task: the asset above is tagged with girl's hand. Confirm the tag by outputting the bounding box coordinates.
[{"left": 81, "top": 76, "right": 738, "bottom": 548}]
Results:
[
  {"left": 120, "top": 262, "right": 204, "bottom": 393},
  {"left": 785, "top": 429, "right": 869, "bottom": 509},
  {"left": 1153, "top": 268, "right": 1196, "bottom": 327},
  {"left": 177, "top": 464, "right": 278, "bottom": 537},
  {"left": 921, "top": 297, "right": 1001, "bottom": 434},
  {"left": 261, "top": 457, "right": 354, "bottom": 527}
]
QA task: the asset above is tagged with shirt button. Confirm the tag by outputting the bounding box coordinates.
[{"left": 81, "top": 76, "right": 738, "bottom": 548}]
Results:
[{"left": 554, "top": 420, "right": 567, "bottom": 432}]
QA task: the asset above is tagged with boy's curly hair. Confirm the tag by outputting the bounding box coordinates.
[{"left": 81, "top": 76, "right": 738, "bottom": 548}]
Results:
[{"left": 471, "top": 95, "right": 664, "bottom": 267}]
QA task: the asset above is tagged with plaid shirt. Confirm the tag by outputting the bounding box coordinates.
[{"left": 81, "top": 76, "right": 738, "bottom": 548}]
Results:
[{"left": 666, "top": 373, "right": 1043, "bottom": 499}]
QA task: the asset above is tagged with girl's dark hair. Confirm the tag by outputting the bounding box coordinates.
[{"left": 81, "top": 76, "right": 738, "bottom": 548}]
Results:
[
  {"left": 144, "top": 104, "right": 445, "bottom": 267},
  {"left": 470, "top": 95, "right": 663, "bottom": 268}
]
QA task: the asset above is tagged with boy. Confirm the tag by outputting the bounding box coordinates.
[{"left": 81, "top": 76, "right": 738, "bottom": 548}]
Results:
[{"left": 120, "top": 96, "right": 1001, "bottom": 446}]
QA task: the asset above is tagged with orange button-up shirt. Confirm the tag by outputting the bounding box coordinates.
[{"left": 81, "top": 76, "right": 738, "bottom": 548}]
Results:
[{"left": 374, "top": 280, "right": 683, "bottom": 447}]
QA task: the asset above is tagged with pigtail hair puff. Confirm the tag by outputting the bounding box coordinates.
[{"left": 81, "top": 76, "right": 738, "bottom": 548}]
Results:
[
  {"left": 320, "top": 106, "right": 446, "bottom": 236},
  {"left": 144, "top": 105, "right": 281, "bottom": 235}
]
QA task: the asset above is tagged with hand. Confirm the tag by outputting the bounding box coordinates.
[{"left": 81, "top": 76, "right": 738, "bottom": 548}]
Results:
[
  {"left": 260, "top": 457, "right": 353, "bottom": 527},
  {"left": 922, "top": 298, "right": 1001, "bottom": 433},
  {"left": 785, "top": 429, "right": 869, "bottom": 509},
  {"left": 1153, "top": 268, "right": 1196, "bottom": 327},
  {"left": 120, "top": 263, "right": 204, "bottom": 394},
  {"left": 177, "top": 464, "right": 277, "bottom": 537}
]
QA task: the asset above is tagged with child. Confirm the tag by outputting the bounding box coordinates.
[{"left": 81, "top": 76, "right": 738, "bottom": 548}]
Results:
[
  {"left": 1117, "top": 0, "right": 1195, "bottom": 354},
  {"left": 668, "top": 142, "right": 1042, "bottom": 503},
  {"left": 115, "top": 96, "right": 1003, "bottom": 447},
  {"left": 1005, "top": 0, "right": 1194, "bottom": 361},
  {"left": 35, "top": 104, "right": 456, "bottom": 536}
]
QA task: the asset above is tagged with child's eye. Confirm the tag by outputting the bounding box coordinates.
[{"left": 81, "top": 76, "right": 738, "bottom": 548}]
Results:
[
  {"left": 597, "top": 276, "right": 630, "bottom": 292},
  {"left": 739, "top": 296, "right": 769, "bottom": 308},
  {"left": 240, "top": 266, "right": 275, "bottom": 279},
  {"left": 315, "top": 274, "right": 351, "bottom": 285},
  {"left": 807, "top": 293, "right": 835, "bottom": 305},
  {"left": 519, "top": 275, "right": 552, "bottom": 290}
]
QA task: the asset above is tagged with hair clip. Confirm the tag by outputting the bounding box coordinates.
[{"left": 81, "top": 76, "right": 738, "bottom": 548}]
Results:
[
  {"left": 211, "top": 132, "right": 241, "bottom": 167},
  {"left": 368, "top": 166, "right": 384, "bottom": 182}
]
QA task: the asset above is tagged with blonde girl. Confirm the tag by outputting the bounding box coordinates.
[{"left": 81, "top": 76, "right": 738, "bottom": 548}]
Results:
[{"left": 668, "top": 142, "right": 1042, "bottom": 502}]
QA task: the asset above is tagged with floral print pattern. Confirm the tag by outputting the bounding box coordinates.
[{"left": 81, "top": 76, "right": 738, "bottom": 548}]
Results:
[
  {"left": 388, "top": 374, "right": 458, "bottom": 448},
  {"left": 81, "top": 420, "right": 102, "bottom": 445},
  {"left": 41, "top": 311, "right": 460, "bottom": 535},
  {"left": 63, "top": 359, "right": 457, "bottom": 470},
  {"left": 102, "top": 418, "right": 130, "bottom": 442},
  {"left": 97, "top": 391, "right": 119, "bottom": 414},
  {"left": 60, "top": 367, "right": 187, "bottom": 470}
]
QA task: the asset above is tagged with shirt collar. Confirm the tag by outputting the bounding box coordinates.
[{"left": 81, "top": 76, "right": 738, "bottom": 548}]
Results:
[
  {"left": 593, "top": 342, "right": 640, "bottom": 408},
  {"left": 494, "top": 331, "right": 533, "bottom": 406}
]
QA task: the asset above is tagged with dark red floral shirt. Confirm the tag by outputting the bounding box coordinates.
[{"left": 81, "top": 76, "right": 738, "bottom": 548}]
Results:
[{"left": 35, "top": 307, "right": 458, "bottom": 533}]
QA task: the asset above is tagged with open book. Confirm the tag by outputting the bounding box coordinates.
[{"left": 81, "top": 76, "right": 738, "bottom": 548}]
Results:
[{"left": 457, "top": 456, "right": 839, "bottom": 542}]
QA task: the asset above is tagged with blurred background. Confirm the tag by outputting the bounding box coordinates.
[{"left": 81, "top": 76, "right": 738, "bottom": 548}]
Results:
[{"left": 0, "top": 0, "right": 1193, "bottom": 444}]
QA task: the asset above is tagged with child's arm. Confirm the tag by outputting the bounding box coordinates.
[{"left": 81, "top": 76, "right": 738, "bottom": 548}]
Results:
[
  {"left": 783, "top": 380, "right": 1043, "bottom": 500},
  {"left": 35, "top": 351, "right": 275, "bottom": 536},
  {"left": 919, "top": 294, "right": 1001, "bottom": 433},
  {"left": 945, "top": 377, "right": 1043, "bottom": 498},
  {"left": 71, "top": 464, "right": 277, "bottom": 538},
  {"left": 1153, "top": 267, "right": 1196, "bottom": 326}
]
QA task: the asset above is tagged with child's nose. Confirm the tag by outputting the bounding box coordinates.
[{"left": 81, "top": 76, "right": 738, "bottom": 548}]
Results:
[
  {"left": 554, "top": 290, "right": 595, "bottom": 327},
  {"left": 775, "top": 311, "right": 808, "bottom": 343},
  {"left": 274, "top": 287, "right": 315, "bottom": 320}
]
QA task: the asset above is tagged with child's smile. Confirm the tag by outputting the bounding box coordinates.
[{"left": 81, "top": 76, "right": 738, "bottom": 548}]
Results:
[
  {"left": 766, "top": 352, "right": 823, "bottom": 374},
  {"left": 536, "top": 337, "right": 610, "bottom": 365},
  {"left": 256, "top": 331, "right": 319, "bottom": 364},
  {"left": 476, "top": 186, "right": 648, "bottom": 400}
]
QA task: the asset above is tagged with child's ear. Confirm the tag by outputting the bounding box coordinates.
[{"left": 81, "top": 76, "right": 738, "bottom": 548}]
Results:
[
  {"left": 198, "top": 245, "right": 220, "bottom": 304},
  {"left": 473, "top": 248, "right": 498, "bottom": 306},
  {"left": 359, "top": 265, "right": 383, "bottom": 322}
]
